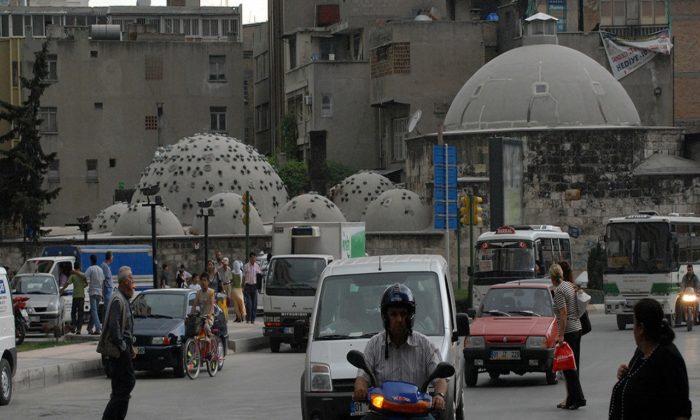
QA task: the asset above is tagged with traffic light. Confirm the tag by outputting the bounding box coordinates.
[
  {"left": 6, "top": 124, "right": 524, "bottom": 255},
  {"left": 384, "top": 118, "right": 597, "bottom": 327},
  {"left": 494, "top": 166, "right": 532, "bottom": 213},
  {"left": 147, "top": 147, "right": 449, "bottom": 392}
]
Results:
[
  {"left": 459, "top": 195, "right": 470, "bottom": 226},
  {"left": 472, "top": 195, "right": 483, "bottom": 225},
  {"left": 241, "top": 191, "right": 250, "bottom": 225}
]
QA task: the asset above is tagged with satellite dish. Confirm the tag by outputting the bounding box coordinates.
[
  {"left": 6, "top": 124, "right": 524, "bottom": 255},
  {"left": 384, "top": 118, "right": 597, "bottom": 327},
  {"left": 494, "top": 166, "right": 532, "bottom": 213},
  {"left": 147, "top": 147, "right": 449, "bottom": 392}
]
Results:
[
  {"left": 429, "top": 6, "right": 442, "bottom": 20},
  {"left": 407, "top": 110, "right": 422, "bottom": 135}
]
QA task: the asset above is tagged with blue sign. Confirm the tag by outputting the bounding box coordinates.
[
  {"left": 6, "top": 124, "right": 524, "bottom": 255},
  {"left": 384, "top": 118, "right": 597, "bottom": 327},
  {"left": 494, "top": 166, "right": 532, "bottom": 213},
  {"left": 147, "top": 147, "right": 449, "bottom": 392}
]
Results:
[
  {"left": 433, "top": 145, "right": 458, "bottom": 230},
  {"left": 0, "top": 281, "right": 5, "bottom": 294}
]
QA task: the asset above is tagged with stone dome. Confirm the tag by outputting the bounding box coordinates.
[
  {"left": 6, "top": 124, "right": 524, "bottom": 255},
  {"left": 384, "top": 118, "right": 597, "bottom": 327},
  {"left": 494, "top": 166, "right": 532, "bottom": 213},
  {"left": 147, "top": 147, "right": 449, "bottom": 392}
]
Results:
[
  {"left": 92, "top": 202, "right": 129, "bottom": 233},
  {"left": 444, "top": 44, "right": 641, "bottom": 131},
  {"left": 365, "top": 189, "right": 431, "bottom": 232},
  {"left": 112, "top": 204, "right": 184, "bottom": 236},
  {"left": 275, "top": 193, "right": 346, "bottom": 223},
  {"left": 190, "top": 192, "right": 265, "bottom": 235},
  {"left": 131, "top": 133, "right": 288, "bottom": 224},
  {"left": 330, "top": 172, "right": 394, "bottom": 222}
]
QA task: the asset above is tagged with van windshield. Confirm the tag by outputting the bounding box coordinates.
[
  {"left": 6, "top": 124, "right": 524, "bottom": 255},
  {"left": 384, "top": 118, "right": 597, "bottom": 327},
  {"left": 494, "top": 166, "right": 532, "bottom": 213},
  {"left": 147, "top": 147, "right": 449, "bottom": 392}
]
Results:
[
  {"left": 17, "top": 260, "right": 54, "bottom": 274},
  {"left": 314, "top": 272, "right": 443, "bottom": 339},
  {"left": 265, "top": 257, "right": 327, "bottom": 296}
]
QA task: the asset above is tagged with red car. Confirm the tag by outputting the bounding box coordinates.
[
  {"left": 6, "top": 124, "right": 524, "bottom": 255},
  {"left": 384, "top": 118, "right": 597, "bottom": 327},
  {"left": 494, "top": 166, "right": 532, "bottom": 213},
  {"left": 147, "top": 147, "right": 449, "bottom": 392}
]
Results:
[{"left": 463, "top": 283, "right": 559, "bottom": 387}]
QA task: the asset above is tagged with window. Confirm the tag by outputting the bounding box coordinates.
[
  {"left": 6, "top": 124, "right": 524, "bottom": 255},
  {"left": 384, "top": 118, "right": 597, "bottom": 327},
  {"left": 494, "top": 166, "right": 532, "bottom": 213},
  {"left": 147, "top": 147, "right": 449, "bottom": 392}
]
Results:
[
  {"left": 90, "top": 50, "right": 98, "bottom": 58},
  {"left": 202, "top": 19, "right": 219, "bottom": 37},
  {"left": 243, "top": 80, "right": 249, "bottom": 105},
  {"left": 32, "top": 15, "right": 44, "bottom": 37},
  {"left": 109, "top": 158, "right": 116, "bottom": 168},
  {"left": 601, "top": 0, "right": 667, "bottom": 26},
  {"left": 145, "top": 115, "right": 158, "bottom": 130},
  {"left": 391, "top": 117, "right": 408, "bottom": 161},
  {"left": 1, "top": 15, "right": 9, "bottom": 38},
  {"left": 289, "top": 36, "right": 297, "bottom": 69},
  {"left": 48, "top": 160, "right": 59, "bottom": 183},
  {"left": 94, "top": 102, "right": 103, "bottom": 109},
  {"left": 321, "top": 94, "right": 333, "bottom": 118},
  {"left": 255, "top": 53, "right": 268, "bottom": 81},
  {"left": 255, "top": 103, "right": 270, "bottom": 132},
  {"left": 86, "top": 159, "right": 98, "bottom": 183},
  {"left": 221, "top": 19, "right": 238, "bottom": 37},
  {"left": 39, "top": 107, "right": 58, "bottom": 133},
  {"left": 183, "top": 18, "right": 199, "bottom": 36},
  {"left": 209, "top": 55, "right": 226, "bottom": 81},
  {"left": 145, "top": 55, "right": 163, "bottom": 80},
  {"left": 11, "top": 15, "right": 23, "bottom": 37},
  {"left": 210, "top": 106, "right": 227, "bottom": 132},
  {"left": 46, "top": 54, "right": 57, "bottom": 81}
]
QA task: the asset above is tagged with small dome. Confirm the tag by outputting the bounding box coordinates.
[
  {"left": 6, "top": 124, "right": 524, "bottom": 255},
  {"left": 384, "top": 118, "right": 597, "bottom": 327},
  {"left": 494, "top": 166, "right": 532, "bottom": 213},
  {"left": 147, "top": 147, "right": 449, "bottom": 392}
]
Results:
[
  {"left": 365, "top": 189, "right": 431, "bottom": 232},
  {"left": 92, "top": 202, "right": 129, "bottom": 233},
  {"left": 132, "top": 133, "right": 288, "bottom": 224},
  {"left": 112, "top": 204, "right": 184, "bottom": 236},
  {"left": 190, "top": 192, "right": 265, "bottom": 235},
  {"left": 330, "top": 172, "right": 394, "bottom": 222},
  {"left": 275, "top": 194, "right": 346, "bottom": 223},
  {"left": 444, "top": 44, "right": 641, "bottom": 131}
]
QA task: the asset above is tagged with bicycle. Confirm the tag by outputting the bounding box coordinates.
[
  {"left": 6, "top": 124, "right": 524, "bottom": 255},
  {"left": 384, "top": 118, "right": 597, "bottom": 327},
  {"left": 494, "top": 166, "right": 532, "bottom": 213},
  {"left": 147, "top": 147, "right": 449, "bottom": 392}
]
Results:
[{"left": 184, "top": 314, "right": 223, "bottom": 379}]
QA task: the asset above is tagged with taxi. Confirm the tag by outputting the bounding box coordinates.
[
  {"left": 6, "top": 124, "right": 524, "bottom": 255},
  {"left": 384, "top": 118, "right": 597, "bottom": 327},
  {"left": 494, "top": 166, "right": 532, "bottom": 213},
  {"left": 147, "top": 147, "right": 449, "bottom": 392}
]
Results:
[{"left": 463, "top": 283, "right": 558, "bottom": 387}]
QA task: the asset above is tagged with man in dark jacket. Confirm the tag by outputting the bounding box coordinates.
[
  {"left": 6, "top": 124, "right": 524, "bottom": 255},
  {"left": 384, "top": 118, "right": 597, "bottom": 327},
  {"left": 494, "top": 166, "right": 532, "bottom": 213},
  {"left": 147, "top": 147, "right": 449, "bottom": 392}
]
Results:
[{"left": 102, "top": 266, "right": 136, "bottom": 420}]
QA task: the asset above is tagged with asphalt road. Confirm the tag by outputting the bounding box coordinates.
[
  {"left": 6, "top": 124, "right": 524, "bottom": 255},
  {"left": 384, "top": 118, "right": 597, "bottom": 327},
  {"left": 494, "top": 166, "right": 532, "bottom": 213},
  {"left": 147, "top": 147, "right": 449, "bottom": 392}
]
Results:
[{"left": 3, "top": 314, "right": 699, "bottom": 419}]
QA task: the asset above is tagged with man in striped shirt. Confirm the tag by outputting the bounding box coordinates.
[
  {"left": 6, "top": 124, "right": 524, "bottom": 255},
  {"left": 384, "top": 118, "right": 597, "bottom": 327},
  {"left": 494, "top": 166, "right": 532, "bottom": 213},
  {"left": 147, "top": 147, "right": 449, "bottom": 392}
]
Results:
[{"left": 353, "top": 284, "right": 447, "bottom": 417}]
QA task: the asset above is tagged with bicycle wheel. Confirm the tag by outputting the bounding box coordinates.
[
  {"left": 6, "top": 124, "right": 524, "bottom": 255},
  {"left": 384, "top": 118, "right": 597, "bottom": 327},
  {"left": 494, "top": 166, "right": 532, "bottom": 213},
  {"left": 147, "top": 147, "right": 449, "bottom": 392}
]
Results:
[
  {"left": 206, "top": 337, "right": 220, "bottom": 377},
  {"left": 184, "top": 338, "right": 200, "bottom": 380},
  {"left": 216, "top": 335, "right": 226, "bottom": 371}
]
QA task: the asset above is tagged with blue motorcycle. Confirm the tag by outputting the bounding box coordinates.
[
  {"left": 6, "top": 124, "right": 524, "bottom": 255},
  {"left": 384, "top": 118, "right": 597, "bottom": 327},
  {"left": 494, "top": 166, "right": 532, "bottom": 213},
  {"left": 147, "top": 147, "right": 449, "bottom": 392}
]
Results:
[{"left": 347, "top": 349, "right": 455, "bottom": 419}]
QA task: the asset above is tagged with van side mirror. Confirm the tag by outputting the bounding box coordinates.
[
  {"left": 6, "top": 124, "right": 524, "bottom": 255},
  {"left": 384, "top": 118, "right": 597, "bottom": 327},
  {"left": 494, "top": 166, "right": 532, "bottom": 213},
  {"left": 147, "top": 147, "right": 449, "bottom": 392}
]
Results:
[{"left": 456, "top": 313, "right": 470, "bottom": 337}]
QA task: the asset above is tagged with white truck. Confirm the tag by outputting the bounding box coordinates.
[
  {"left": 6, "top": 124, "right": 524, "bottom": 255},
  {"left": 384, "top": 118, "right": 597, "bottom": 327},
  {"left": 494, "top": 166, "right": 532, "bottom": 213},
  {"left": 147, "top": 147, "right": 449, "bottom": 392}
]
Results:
[{"left": 262, "top": 222, "right": 365, "bottom": 352}]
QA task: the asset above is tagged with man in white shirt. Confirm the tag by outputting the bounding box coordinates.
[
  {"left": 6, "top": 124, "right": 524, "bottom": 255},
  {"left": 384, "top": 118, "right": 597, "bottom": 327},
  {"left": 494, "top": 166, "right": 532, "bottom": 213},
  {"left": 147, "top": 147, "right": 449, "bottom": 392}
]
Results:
[
  {"left": 242, "top": 252, "right": 261, "bottom": 324},
  {"left": 85, "top": 254, "right": 105, "bottom": 335}
]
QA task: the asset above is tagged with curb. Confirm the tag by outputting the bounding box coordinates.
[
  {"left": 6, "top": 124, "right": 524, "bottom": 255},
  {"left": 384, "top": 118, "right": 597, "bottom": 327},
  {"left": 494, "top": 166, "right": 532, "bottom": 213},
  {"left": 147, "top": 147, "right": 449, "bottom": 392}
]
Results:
[
  {"left": 14, "top": 358, "right": 104, "bottom": 393},
  {"left": 228, "top": 335, "right": 268, "bottom": 353}
]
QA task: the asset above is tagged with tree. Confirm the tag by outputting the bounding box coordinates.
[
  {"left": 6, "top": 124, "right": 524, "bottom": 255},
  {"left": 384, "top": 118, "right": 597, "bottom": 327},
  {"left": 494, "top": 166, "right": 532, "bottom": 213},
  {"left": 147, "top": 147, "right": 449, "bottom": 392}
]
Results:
[
  {"left": 0, "top": 41, "right": 59, "bottom": 241},
  {"left": 278, "top": 160, "right": 309, "bottom": 197},
  {"left": 327, "top": 160, "right": 354, "bottom": 188},
  {"left": 280, "top": 113, "right": 298, "bottom": 159}
]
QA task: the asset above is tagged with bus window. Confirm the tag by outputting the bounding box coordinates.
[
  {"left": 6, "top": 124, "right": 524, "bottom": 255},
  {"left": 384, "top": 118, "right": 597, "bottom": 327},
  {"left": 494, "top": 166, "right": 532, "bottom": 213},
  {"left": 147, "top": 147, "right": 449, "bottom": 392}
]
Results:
[
  {"left": 691, "top": 224, "right": 700, "bottom": 262},
  {"left": 674, "top": 223, "right": 691, "bottom": 263},
  {"left": 559, "top": 239, "right": 572, "bottom": 264},
  {"left": 540, "top": 238, "right": 555, "bottom": 270},
  {"left": 638, "top": 223, "right": 672, "bottom": 271}
]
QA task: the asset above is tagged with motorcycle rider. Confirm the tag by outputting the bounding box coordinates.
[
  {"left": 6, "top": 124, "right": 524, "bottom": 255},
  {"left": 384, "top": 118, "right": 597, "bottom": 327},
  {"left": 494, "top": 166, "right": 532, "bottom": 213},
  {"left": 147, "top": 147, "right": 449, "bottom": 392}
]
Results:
[
  {"left": 678, "top": 264, "right": 700, "bottom": 326},
  {"left": 353, "top": 283, "right": 447, "bottom": 419}
]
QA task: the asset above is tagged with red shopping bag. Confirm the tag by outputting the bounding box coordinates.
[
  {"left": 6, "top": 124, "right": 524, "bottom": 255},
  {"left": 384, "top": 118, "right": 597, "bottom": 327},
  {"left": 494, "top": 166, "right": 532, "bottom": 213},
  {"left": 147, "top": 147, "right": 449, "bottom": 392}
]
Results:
[{"left": 552, "top": 342, "right": 577, "bottom": 372}]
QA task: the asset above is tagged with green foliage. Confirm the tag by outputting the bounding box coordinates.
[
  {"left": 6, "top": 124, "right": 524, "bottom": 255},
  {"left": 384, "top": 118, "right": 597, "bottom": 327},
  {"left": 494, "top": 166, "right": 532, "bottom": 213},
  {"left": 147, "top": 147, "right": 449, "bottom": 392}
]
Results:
[
  {"left": 454, "top": 287, "right": 470, "bottom": 313},
  {"left": 278, "top": 160, "right": 309, "bottom": 197},
  {"left": 281, "top": 113, "right": 298, "bottom": 159},
  {"left": 0, "top": 41, "right": 59, "bottom": 241},
  {"left": 327, "top": 160, "right": 355, "bottom": 188},
  {"left": 586, "top": 242, "right": 606, "bottom": 290}
]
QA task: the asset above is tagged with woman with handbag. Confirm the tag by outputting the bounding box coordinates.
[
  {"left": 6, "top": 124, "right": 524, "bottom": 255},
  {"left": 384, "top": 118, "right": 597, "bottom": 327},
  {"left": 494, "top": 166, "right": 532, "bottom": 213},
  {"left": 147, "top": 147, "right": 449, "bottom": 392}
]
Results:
[
  {"left": 560, "top": 262, "right": 592, "bottom": 366},
  {"left": 550, "top": 263, "right": 586, "bottom": 410}
]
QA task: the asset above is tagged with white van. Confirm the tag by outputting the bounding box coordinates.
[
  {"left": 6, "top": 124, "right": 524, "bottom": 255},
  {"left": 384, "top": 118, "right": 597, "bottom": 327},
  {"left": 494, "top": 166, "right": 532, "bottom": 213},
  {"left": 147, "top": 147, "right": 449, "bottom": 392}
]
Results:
[
  {"left": 299, "top": 255, "right": 470, "bottom": 420},
  {"left": 0, "top": 267, "right": 16, "bottom": 405}
]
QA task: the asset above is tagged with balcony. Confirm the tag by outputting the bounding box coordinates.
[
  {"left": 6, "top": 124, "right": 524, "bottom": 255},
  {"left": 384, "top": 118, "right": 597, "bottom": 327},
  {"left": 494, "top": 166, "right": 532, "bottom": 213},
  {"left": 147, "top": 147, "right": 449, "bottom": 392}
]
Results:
[{"left": 600, "top": 25, "right": 668, "bottom": 39}]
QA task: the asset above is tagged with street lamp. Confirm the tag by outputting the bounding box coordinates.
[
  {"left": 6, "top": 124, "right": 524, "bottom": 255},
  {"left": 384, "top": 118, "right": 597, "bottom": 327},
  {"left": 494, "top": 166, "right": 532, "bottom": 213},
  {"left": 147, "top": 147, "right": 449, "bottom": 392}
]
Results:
[
  {"left": 197, "top": 200, "right": 215, "bottom": 271},
  {"left": 76, "top": 216, "right": 92, "bottom": 244},
  {"left": 141, "top": 185, "right": 162, "bottom": 289}
]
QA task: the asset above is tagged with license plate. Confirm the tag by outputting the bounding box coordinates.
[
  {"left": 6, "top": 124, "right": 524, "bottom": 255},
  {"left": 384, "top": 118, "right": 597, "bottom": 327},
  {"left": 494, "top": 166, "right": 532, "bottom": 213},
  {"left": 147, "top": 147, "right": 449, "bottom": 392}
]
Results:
[
  {"left": 490, "top": 350, "right": 521, "bottom": 360},
  {"left": 283, "top": 327, "right": 294, "bottom": 334},
  {"left": 135, "top": 347, "right": 145, "bottom": 355},
  {"left": 350, "top": 401, "right": 369, "bottom": 416}
]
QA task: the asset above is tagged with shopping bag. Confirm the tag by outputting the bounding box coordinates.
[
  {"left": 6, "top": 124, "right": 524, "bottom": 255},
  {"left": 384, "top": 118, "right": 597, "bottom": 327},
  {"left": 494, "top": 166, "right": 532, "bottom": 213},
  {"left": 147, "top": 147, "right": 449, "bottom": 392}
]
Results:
[
  {"left": 553, "top": 342, "right": 577, "bottom": 372},
  {"left": 576, "top": 290, "right": 591, "bottom": 316}
]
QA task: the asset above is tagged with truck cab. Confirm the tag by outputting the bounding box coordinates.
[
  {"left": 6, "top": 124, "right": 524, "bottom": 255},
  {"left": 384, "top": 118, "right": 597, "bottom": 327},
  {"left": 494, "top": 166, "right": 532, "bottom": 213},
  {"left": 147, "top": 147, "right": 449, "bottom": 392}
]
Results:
[{"left": 262, "top": 254, "right": 333, "bottom": 352}]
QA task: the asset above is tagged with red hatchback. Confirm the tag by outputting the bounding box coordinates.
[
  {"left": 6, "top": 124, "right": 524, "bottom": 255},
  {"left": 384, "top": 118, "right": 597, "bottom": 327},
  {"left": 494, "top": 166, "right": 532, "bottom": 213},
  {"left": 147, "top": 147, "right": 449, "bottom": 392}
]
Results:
[{"left": 463, "top": 283, "right": 559, "bottom": 387}]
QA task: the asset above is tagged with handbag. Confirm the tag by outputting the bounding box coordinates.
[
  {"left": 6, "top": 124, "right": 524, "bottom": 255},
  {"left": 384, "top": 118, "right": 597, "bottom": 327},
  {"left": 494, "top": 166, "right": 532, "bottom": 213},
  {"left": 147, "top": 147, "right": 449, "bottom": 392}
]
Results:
[
  {"left": 552, "top": 342, "right": 577, "bottom": 371},
  {"left": 96, "top": 297, "right": 127, "bottom": 358},
  {"left": 580, "top": 310, "right": 592, "bottom": 335},
  {"left": 576, "top": 290, "right": 591, "bottom": 316}
]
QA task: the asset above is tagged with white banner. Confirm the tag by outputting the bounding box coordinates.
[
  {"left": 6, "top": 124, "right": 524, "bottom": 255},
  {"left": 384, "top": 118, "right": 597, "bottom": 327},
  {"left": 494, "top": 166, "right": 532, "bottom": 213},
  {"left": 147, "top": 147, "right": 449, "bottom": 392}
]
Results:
[{"left": 600, "top": 30, "right": 673, "bottom": 80}]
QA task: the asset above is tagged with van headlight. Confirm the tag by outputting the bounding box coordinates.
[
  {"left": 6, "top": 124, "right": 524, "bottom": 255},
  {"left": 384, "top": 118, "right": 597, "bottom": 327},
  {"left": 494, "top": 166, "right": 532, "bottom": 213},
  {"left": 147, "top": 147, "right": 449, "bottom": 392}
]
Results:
[
  {"left": 465, "top": 336, "right": 485, "bottom": 348},
  {"left": 526, "top": 336, "right": 547, "bottom": 349},
  {"left": 309, "top": 362, "right": 332, "bottom": 392}
]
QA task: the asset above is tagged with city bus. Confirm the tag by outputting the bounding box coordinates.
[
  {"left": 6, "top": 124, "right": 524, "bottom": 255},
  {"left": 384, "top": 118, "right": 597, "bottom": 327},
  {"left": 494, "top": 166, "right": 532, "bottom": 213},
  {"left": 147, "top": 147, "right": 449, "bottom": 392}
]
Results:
[
  {"left": 604, "top": 212, "right": 698, "bottom": 330},
  {"left": 471, "top": 225, "right": 572, "bottom": 308}
]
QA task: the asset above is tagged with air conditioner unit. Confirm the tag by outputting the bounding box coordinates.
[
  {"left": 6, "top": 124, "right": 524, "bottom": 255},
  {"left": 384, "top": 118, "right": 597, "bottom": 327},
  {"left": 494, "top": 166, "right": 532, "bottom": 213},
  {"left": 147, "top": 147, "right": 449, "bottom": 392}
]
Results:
[{"left": 303, "top": 95, "right": 313, "bottom": 106}]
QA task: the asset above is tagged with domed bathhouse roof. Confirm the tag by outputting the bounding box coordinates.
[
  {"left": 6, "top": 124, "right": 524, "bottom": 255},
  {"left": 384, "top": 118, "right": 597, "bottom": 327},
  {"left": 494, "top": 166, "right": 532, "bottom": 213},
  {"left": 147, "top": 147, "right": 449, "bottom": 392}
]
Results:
[
  {"left": 443, "top": 44, "right": 641, "bottom": 131},
  {"left": 364, "top": 189, "right": 431, "bottom": 232},
  {"left": 190, "top": 192, "right": 265, "bottom": 235},
  {"left": 92, "top": 202, "right": 129, "bottom": 233},
  {"left": 330, "top": 172, "right": 394, "bottom": 222},
  {"left": 131, "top": 133, "right": 288, "bottom": 224},
  {"left": 112, "top": 204, "right": 184, "bottom": 236},
  {"left": 275, "top": 193, "right": 347, "bottom": 223}
]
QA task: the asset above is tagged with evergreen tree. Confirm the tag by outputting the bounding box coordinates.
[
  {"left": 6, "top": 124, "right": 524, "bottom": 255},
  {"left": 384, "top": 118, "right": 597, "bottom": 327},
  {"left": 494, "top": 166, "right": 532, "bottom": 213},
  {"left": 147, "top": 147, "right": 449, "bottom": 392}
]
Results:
[{"left": 0, "top": 41, "right": 59, "bottom": 241}]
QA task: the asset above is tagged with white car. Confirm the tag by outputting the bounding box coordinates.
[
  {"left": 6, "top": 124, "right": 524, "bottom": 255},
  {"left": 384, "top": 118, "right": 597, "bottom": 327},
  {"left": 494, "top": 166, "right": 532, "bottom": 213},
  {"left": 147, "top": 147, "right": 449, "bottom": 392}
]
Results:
[{"left": 0, "top": 267, "right": 16, "bottom": 405}]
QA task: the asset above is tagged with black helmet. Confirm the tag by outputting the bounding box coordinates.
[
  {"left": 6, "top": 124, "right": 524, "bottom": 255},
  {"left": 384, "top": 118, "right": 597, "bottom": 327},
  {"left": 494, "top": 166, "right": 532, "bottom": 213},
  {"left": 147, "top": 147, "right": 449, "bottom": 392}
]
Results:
[{"left": 380, "top": 283, "right": 416, "bottom": 330}]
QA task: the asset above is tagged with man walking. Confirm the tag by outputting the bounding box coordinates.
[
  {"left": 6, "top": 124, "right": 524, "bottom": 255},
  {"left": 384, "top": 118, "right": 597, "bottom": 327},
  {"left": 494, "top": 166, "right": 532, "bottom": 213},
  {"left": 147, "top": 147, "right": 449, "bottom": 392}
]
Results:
[
  {"left": 102, "top": 266, "right": 136, "bottom": 420},
  {"left": 219, "top": 257, "right": 232, "bottom": 315},
  {"left": 86, "top": 255, "right": 105, "bottom": 335},
  {"left": 60, "top": 262, "right": 88, "bottom": 334},
  {"left": 100, "top": 251, "right": 114, "bottom": 323},
  {"left": 242, "top": 252, "right": 261, "bottom": 324}
]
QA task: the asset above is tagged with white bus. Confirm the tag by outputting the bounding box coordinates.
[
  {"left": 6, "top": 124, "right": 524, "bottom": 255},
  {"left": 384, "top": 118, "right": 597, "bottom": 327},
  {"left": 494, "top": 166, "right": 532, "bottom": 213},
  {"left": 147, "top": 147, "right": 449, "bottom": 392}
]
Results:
[
  {"left": 604, "top": 212, "right": 698, "bottom": 330},
  {"left": 472, "top": 225, "right": 572, "bottom": 308}
]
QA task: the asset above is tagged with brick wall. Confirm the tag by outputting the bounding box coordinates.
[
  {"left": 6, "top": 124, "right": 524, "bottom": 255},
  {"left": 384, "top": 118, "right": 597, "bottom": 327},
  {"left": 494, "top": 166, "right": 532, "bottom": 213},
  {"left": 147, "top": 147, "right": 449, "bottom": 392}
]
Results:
[
  {"left": 671, "top": 1, "right": 700, "bottom": 131},
  {"left": 370, "top": 42, "right": 410, "bottom": 78}
]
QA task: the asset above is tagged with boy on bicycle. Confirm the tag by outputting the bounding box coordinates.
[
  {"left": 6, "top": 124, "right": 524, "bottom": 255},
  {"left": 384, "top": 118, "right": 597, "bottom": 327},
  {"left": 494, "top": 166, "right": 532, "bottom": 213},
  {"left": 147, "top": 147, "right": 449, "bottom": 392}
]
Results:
[{"left": 190, "top": 272, "right": 216, "bottom": 357}]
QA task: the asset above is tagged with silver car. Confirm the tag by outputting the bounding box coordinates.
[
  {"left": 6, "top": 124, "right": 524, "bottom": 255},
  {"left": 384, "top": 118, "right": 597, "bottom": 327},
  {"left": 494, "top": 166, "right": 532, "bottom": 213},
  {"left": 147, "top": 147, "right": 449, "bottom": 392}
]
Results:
[{"left": 11, "top": 273, "right": 66, "bottom": 337}]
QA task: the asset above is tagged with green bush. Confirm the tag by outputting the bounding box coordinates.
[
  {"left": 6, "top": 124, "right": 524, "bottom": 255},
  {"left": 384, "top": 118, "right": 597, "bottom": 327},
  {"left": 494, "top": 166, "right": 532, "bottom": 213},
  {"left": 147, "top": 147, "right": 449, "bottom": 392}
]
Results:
[
  {"left": 454, "top": 288, "right": 470, "bottom": 313},
  {"left": 278, "top": 160, "right": 309, "bottom": 196}
]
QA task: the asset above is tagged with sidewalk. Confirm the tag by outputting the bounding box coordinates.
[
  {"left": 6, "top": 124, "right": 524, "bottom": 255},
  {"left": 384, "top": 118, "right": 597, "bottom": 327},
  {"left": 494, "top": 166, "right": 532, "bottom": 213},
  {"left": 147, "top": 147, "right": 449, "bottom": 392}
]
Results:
[{"left": 14, "top": 317, "right": 267, "bottom": 393}]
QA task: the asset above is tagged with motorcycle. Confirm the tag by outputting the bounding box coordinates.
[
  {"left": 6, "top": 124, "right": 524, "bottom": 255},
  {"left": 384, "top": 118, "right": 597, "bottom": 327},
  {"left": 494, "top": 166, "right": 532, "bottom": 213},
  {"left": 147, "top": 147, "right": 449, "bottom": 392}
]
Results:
[
  {"left": 680, "top": 287, "right": 698, "bottom": 332},
  {"left": 346, "top": 349, "right": 455, "bottom": 419},
  {"left": 13, "top": 296, "right": 30, "bottom": 345}
]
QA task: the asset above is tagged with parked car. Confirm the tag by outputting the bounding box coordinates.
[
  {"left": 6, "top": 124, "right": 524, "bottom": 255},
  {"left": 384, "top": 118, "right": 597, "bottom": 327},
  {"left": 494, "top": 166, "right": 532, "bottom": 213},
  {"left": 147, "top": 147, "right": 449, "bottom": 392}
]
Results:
[
  {"left": 0, "top": 267, "right": 16, "bottom": 406},
  {"left": 101, "top": 288, "right": 228, "bottom": 378},
  {"left": 10, "top": 273, "right": 66, "bottom": 337},
  {"left": 463, "top": 283, "right": 559, "bottom": 387}
]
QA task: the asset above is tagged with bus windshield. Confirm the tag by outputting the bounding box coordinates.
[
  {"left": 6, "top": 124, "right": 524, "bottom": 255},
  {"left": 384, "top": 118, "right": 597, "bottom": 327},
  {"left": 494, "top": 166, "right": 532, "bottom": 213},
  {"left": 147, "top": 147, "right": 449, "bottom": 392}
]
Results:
[
  {"left": 474, "top": 240, "right": 536, "bottom": 285},
  {"left": 606, "top": 222, "right": 673, "bottom": 273}
]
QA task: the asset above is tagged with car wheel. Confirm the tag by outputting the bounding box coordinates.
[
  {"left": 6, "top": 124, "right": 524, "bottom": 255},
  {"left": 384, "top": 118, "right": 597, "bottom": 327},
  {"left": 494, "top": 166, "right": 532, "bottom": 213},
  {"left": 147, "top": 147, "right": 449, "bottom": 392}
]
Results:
[
  {"left": 616, "top": 315, "right": 626, "bottom": 330},
  {"left": 0, "top": 358, "right": 12, "bottom": 406},
  {"left": 269, "top": 338, "right": 281, "bottom": 353},
  {"left": 545, "top": 368, "right": 558, "bottom": 385},
  {"left": 465, "top": 367, "right": 478, "bottom": 388}
]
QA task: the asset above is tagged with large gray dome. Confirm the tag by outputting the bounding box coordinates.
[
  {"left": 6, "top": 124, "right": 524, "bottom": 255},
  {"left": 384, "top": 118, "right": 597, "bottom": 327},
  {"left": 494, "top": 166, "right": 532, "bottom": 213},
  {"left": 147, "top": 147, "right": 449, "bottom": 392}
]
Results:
[
  {"left": 330, "top": 172, "right": 394, "bottom": 222},
  {"left": 190, "top": 192, "right": 265, "bottom": 235},
  {"left": 275, "top": 194, "right": 346, "bottom": 223},
  {"left": 92, "top": 202, "right": 129, "bottom": 233},
  {"left": 444, "top": 44, "right": 641, "bottom": 131},
  {"left": 132, "top": 133, "right": 288, "bottom": 224},
  {"left": 365, "top": 189, "right": 431, "bottom": 232},
  {"left": 112, "top": 204, "right": 184, "bottom": 236}
]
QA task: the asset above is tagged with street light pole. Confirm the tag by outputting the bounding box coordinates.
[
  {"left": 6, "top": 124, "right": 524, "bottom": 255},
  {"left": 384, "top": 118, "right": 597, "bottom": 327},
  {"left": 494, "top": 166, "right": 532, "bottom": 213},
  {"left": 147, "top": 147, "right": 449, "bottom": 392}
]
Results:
[
  {"left": 141, "top": 185, "right": 162, "bottom": 290},
  {"left": 197, "top": 200, "right": 214, "bottom": 272}
]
